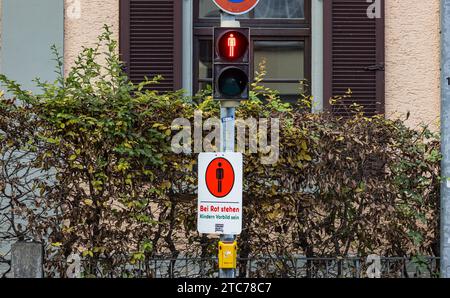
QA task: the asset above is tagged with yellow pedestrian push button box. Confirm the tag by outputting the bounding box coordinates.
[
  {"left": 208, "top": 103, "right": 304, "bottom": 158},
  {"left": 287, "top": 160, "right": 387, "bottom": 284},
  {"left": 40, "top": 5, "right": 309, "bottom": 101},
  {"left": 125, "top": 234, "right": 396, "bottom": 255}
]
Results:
[{"left": 218, "top": 241, "right": 237, "bottom": 269}]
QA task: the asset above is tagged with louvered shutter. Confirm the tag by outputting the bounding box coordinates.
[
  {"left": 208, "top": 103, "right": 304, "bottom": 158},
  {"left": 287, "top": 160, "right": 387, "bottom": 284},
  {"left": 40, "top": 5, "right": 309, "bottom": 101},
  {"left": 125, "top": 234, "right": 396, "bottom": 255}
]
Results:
[
  {"left": 120, "top": 0, "right": 182, "bottom": 91},
  {"left": 324, "top": 0, "right": 385, "bottom": 116}
]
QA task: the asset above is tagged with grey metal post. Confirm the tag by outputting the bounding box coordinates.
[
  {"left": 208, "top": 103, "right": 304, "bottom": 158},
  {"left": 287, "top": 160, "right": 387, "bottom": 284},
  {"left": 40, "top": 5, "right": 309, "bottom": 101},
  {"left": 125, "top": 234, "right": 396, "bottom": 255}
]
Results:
[
  {"left": 441, "top": 0, "right": 450, "bottom": 278},
  {"left": 219, "top": 104, "right": 238, "bottom": 279},
  {"left": 218, "top": 12, "right": 240, "bottom": 279},
  {"left": 11, "top": 242, "right": 44, "bottom": 278}
]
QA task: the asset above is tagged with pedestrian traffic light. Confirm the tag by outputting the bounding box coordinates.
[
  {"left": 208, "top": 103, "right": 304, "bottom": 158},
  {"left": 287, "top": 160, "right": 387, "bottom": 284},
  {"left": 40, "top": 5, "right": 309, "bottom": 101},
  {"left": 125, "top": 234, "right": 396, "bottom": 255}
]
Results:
[{"left": 213, "top": 27, "right": 250, "bottom": 101}]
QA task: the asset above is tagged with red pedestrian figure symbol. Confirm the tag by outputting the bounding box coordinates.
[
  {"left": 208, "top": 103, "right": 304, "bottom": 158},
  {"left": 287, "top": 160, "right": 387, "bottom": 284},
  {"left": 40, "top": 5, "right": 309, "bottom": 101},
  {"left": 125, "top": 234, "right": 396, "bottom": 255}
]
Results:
[
  {"left": 216, "top": 162, "right": 224, "bottom": 193},
  {"left": 206, "top": 157, "right": 235, "bottom": 198},
  {"left": 228, "top": 34, "right": 236, "bottom": 58}
]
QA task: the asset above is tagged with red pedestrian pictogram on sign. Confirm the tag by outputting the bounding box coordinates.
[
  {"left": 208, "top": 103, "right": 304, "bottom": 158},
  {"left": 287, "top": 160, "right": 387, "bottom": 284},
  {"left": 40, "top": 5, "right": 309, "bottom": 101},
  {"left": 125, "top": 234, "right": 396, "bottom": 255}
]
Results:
[{"left": 205, "top": 158, "right": 235, "bottom": 198}]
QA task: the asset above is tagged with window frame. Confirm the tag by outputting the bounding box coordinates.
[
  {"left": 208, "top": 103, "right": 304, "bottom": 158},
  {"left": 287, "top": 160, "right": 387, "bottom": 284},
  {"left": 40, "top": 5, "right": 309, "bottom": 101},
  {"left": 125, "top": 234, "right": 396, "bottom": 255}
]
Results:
[
  {"left": 194, "top": 0, "right": 311, "bottom": 29},
  {"left": 193, "top": 0, "right": 312, "bottom": 96}
]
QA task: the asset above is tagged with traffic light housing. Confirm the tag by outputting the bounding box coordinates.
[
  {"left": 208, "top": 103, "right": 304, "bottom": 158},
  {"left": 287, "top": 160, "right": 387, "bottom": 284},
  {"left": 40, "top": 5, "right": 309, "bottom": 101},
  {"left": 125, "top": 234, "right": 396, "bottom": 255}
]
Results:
[{"left": 213, "top": 27, "right": 250, "bottom": 101}]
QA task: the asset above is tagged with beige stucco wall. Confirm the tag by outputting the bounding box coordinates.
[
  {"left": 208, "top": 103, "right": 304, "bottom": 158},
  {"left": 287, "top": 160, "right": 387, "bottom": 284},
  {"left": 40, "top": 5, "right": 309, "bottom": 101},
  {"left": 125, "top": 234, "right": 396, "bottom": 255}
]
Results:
[
  {"left": 64, "top": 0, "right": 119, "bottom": 74},
  {"left": 385, "top": 0, "right": 441, "bottom": 130}
]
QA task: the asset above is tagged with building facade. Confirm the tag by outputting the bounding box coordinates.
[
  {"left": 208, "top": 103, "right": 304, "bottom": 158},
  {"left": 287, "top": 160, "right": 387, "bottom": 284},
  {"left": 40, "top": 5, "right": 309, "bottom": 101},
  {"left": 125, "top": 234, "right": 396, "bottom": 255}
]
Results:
[{"left": 0, "top": 0, "right": 441, "bottom": 129}]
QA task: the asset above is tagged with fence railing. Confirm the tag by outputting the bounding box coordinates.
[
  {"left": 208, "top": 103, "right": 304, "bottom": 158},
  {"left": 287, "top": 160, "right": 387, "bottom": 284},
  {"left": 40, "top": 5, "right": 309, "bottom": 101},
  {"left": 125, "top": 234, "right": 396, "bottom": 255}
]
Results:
[
  {"left": 74, "top": 256, "right": 440, "bottom": 278},
  {"left": 0, "top": 243, "right": 441, "bottom": 278}
]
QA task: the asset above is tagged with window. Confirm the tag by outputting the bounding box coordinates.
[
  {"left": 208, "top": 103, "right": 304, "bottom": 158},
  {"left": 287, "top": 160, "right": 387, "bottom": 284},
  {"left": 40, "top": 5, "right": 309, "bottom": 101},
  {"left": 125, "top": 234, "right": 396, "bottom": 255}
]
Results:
[
  {"left": 194, "top": 0, "right": 311, "bottom": 101},
  {"left": 120, "top": 0, "right": 384, "bottom": 116},
  {"left": 199, "top": 0, "right": 305, "bottom": 19},
  {"left": 1, "top": 0, "right": 64, "bottom": 93},
  {"left": 323, "top": 0, "right": 385, "bottom": 116},
  {"left": 120, "top": 0, "right": 182, "bottom": 92}
]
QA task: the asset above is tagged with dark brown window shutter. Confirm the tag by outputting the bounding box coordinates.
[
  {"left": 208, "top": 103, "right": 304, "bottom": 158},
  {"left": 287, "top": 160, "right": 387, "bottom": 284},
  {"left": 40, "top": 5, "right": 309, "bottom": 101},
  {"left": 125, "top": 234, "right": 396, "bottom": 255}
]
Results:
[
  {"left": 324, "top": 0, "right": 385, "bottom": 116},
  {"left": 120, "top": 0, "right": 182, "bottom": 91}
]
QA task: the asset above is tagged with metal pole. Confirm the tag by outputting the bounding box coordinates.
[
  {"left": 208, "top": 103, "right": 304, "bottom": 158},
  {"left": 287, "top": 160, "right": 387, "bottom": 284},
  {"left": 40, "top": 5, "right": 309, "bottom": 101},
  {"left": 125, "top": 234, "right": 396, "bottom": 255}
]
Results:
[
  {"left": 219, "top": 103, "right": 238, "bottom": 279},
  {"left": 218, "top": 12, "right": 239, "bottom": 279},
  {"left": 441, "top": 0, "right": 450, "bottom": 278}
]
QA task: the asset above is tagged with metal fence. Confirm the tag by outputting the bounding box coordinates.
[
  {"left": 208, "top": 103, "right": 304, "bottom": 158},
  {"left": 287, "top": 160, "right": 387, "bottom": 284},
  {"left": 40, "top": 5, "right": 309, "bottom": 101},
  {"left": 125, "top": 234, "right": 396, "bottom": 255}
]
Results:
[
  {"left": 75, "top": 256, "right": 440, "bottom": 279},
  {"left": 0, "top": 248, "right": 440, "bottom": 278}
]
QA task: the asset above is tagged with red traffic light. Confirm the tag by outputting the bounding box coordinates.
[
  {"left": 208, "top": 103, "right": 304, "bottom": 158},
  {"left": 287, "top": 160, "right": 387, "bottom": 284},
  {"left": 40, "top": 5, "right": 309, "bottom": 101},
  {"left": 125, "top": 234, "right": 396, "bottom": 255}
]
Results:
[
  {"left": 213, "top": 27, "right": 250, "bottom": 101},
  {"left": 217, "top": 30, "right": 249, "bottom": 62}
]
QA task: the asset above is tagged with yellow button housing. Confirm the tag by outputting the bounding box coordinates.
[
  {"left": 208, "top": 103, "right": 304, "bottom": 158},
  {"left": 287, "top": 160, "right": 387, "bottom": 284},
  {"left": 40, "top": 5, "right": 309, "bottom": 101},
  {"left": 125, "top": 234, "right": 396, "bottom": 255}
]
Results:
[{"left": 218, "top": 241, "right": 237, "bottom": 269}]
